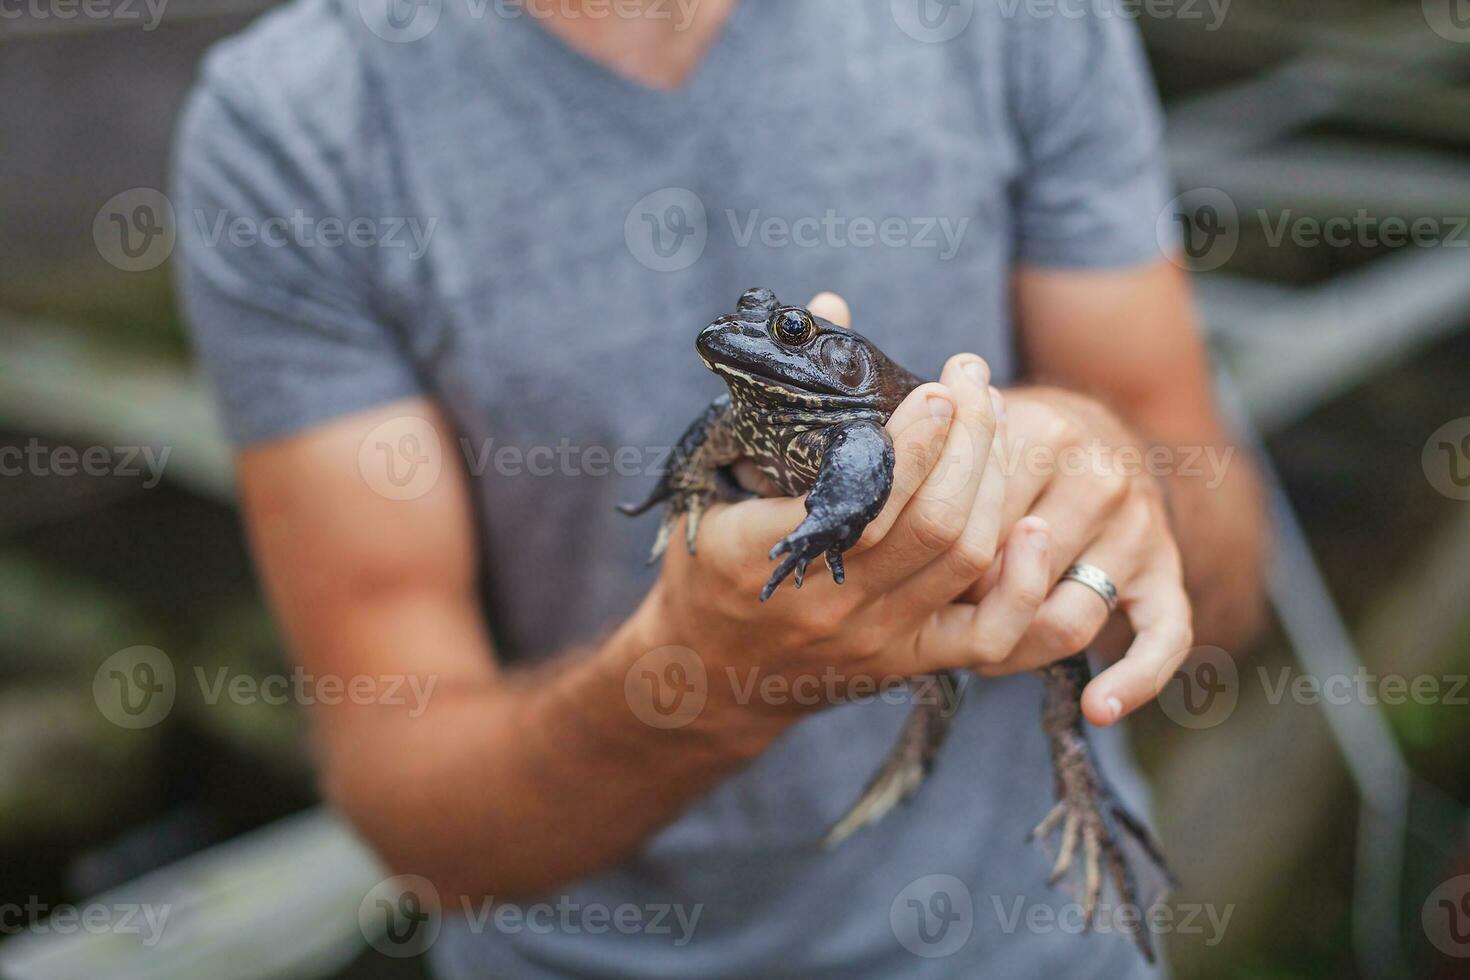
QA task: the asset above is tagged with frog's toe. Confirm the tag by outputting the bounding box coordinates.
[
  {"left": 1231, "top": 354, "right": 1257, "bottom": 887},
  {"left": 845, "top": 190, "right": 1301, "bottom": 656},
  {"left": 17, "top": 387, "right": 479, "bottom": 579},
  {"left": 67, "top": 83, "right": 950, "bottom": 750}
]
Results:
[{"left": 824, "top": 548, "right": 845, "bottom": 585}]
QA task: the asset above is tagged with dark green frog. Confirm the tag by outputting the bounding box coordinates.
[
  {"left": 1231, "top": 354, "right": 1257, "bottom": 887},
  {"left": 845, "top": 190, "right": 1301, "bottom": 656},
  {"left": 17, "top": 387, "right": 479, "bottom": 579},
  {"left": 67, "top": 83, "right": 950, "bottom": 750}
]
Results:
[{"left": 623, "top": 287, "right": 1174, "bottom": 962}]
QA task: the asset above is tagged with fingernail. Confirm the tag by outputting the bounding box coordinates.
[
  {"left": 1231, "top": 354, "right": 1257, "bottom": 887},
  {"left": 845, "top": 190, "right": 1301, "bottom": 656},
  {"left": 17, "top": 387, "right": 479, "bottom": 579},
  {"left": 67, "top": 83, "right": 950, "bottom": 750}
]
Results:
[
  {"left": 1105, "top": 696, "right": 1123, "bottom": 722},
  {"left": 989, "top": 386, "right": 1006, "bottom": 422},
  {"left": 963, "top": 360, "right": 989, "bottom": 388},
  {"left": 1025, "top": 525, "right": 1049, "bottom": 551},
  {"left": 927, "top": 395, "right": 953, "bottom": 423}
]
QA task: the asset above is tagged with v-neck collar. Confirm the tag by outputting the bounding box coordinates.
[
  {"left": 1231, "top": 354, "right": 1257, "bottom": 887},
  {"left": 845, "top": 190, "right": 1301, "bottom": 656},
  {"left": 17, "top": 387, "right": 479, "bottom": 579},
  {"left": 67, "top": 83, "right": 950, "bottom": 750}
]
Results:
[{"left": 496, "top": 0, "right": 757, "bottom": 120}]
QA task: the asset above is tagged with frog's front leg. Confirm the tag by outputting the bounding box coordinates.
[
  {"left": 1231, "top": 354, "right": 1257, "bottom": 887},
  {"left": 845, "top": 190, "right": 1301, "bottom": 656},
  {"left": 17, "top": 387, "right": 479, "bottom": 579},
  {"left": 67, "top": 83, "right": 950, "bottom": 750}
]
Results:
[
  {"left": 762, "top": 420, "right": 894, "bottom": 601},
  {"left": 619, "top": 395, "right": 742, "bottom": 562}
]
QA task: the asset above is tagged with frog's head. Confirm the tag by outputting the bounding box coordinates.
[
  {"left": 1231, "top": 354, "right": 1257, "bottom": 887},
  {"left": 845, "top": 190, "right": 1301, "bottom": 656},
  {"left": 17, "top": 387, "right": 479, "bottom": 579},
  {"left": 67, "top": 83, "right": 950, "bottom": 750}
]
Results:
[{"left": 697, "top": 288, "right": 898, "bottom": 410}]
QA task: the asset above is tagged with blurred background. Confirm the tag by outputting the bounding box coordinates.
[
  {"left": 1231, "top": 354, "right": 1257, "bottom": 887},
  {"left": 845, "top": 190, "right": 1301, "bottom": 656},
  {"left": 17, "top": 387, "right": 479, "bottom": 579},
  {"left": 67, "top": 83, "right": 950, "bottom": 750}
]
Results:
[{"left": 4, "top": 0, "right": 1470, "bottom": 977}]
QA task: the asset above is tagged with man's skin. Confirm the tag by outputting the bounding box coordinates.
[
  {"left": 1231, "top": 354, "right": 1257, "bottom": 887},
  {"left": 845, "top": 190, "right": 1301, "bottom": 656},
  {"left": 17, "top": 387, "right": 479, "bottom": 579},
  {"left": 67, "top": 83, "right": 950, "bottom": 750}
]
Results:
[{"left": 230, "top": 3, "right": 1266, "bottom": 903}]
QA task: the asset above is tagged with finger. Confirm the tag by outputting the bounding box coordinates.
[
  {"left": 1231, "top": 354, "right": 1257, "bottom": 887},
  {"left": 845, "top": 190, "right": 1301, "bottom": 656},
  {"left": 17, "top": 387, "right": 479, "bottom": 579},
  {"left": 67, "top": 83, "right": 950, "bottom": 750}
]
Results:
[
  {"left": 995, "top": 466, "right": 1131, "bottom": 595},
  {"left": 994, "top": 526, "right": 1143, "bottom": 674},
  {"left": 847, "top": 382, "right": 955, "bottom": 553},
  {"left": 883, "top": 378, "right": 1009, "bottom": 608},
  {"left": 848, "top": 356, "right": 997, "bottom": 594},
  {"left": 694, "top": 492, "right": 808, "bottom": 576},
  {"left": 1081, "top": 572, "right": 1193, "bottom": 726},
  {"left": 909, "top": 517, "right": 1052, "bottom": 674},
  {"left": 806, "top": 292, "right": 851, "bottom": 328}
]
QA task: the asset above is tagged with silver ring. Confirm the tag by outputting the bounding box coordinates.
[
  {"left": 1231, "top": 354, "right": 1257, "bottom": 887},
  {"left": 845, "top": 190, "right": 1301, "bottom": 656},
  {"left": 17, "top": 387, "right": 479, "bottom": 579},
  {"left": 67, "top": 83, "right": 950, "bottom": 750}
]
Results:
[{"left": 1059, "top": 563, "right": 1119, "bottom": 613}]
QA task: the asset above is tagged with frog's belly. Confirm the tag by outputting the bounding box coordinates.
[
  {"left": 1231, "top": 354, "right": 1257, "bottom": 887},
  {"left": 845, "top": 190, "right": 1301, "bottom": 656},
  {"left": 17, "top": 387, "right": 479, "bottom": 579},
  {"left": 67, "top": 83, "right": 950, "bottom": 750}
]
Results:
[{"left": 741, "top": 425, "right": 824, "bottom": 497}]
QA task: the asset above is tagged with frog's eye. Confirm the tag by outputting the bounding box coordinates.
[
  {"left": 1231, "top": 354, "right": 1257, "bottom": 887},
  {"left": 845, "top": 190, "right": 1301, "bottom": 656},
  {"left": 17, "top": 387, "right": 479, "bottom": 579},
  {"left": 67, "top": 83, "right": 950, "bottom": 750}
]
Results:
[{"left": 770, "top": 308, "right": 817, "bottom": 347}]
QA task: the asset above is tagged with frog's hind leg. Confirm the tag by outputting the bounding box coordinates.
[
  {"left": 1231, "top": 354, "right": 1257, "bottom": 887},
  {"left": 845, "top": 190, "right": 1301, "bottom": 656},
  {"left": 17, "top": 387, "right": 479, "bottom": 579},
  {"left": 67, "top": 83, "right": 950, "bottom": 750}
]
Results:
[
  {"left": 823, "top": 671, "right": 963, "bottom": 847},
  {"left": 1030, "top": 653, "right": 1176, "bottom": 964},
  {"left": 619, "top": 396, "right": 741, "bottom": 562}
]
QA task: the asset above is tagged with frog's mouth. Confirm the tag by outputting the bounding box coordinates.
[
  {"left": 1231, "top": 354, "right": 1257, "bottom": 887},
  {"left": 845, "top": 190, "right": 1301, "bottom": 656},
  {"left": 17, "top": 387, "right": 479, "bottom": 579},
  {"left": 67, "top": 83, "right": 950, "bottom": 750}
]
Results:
[{"left": 703, "top": 358, "right": 876, "bottom": 408}]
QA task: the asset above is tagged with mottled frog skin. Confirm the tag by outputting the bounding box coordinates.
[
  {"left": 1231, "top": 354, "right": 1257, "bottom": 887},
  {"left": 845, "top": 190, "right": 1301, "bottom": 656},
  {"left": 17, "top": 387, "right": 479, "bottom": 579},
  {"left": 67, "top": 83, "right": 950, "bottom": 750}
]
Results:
[{"left": 623, "top": 288, "right": 1174, "bottom": 962}]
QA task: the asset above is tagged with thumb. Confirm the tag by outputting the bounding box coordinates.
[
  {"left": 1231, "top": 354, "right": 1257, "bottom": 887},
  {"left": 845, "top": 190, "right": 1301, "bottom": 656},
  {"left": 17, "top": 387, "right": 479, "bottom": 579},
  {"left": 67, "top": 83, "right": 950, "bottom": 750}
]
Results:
[{"left": 806, "top": 292, "right": 851, "bottom": 329}]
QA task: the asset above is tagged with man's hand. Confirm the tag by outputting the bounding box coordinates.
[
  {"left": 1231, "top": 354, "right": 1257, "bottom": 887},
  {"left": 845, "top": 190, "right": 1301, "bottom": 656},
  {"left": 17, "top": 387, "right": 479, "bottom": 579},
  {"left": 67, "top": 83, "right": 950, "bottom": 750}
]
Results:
[
  {"left": 645, "top": 294, "right": 1052, "bottom": 727},
  {"left": 945, "top": 387, "right": 1194, "bottom": 728}
]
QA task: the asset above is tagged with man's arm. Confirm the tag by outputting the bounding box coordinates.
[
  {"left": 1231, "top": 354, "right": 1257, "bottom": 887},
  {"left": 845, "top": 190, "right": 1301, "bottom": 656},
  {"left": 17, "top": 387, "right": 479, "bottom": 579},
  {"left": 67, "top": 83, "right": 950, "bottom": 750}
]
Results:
[
  {"left": 235, "top": 399, "right": 782, "bottom": 900},
  {"left": 235, "top": 353, "right": 1033, "bottom": 900},
  {"left": 1013, "top": 257, "right": 1269, "bottom": 651}
]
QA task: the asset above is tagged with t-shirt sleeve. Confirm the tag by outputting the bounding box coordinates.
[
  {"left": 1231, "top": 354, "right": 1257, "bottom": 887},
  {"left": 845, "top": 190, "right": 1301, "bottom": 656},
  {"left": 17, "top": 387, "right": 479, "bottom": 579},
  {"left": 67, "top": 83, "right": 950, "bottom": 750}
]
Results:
[
  {"left": 1008, "top": 5, "right": 1177, "bottom": 268},
  {"left": 170, "top": 48, "right": 422, "bottom": 446}
]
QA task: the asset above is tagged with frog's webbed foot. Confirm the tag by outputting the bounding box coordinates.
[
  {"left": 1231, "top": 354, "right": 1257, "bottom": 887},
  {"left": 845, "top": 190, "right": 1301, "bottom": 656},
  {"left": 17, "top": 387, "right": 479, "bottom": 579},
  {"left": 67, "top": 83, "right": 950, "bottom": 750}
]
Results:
[
  {"left": 823, "top": 671, "right": 963, "bottom": 847},
  {"left": 1032, "top": 653, "right": 1176, "bottom": 964},
  {"left": 761, "top": 420, "right": 893, "bottom": 601},
  {"left": 619, "top": 396, "right": 741, "bottom": 562}
]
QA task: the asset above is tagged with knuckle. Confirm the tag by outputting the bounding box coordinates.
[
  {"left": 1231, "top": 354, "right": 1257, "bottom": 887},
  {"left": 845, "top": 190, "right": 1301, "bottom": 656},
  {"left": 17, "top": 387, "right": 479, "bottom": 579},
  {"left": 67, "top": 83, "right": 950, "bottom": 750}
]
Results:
[
  {"left": 1096, "top": 472, "right": 1132, "bottom": 506},
  {"left": 946, "top": 531, "right": 997, "bottom": 579},
  {"left": 909, "top": 500, "right": 967, "bottom": 553},
  {"left": 1037, "top": 607, "right": 1099, "bottom": 653}
]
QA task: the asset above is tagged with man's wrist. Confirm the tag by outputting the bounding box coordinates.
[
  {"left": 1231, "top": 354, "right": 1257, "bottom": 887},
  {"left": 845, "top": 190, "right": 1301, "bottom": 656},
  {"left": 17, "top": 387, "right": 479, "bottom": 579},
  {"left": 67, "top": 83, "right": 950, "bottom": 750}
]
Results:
[{"left": 601, "top": 582, "right": 794, "bottom": 764}]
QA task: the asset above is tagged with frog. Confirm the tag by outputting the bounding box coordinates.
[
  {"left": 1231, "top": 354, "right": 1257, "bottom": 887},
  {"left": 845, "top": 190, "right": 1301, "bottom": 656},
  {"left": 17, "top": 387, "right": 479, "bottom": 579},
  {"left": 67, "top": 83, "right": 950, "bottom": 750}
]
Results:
[{"left": 621, "top": 287, "right": 1175, "bottom": 962}]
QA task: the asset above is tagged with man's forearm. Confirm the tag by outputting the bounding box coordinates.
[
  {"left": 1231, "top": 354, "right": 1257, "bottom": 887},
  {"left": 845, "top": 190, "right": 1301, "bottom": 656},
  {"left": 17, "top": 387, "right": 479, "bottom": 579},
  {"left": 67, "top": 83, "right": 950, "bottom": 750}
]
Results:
[
  {"left": 319, "top": 583, "right": 789, "bottom": 901},
  {"left": 1158, "top": 442, "right": 1269, "bottom": 651}
]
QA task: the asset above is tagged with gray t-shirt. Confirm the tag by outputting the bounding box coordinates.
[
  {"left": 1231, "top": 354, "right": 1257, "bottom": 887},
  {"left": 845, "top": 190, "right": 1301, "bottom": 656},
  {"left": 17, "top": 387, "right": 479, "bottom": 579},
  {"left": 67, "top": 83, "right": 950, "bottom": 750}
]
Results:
[{"left": 172, "top": 1, "right": 1176, "bottom": 976}]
